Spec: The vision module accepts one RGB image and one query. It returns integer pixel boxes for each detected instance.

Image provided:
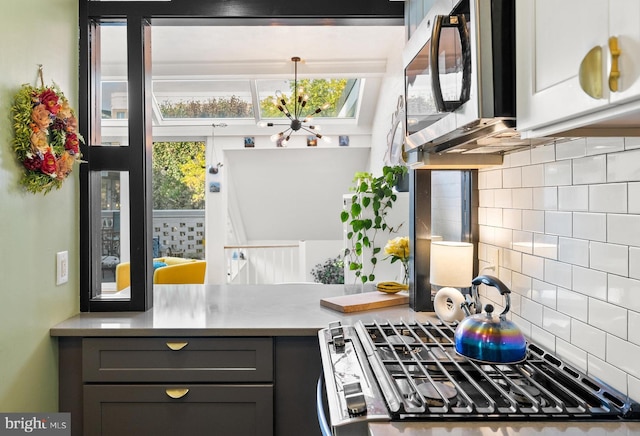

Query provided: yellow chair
[115,257,206,291]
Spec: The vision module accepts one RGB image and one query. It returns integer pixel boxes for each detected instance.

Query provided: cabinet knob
[579,45,603,99]
[609,36,621,92]
[166,341,188,351]
[165,388,189,399]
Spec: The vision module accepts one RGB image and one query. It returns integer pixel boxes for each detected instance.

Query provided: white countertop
[51,284,432,337]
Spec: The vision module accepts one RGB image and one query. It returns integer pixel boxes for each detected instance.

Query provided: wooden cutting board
[320,291,409,313]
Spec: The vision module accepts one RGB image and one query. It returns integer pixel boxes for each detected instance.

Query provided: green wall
[0,0,79,412]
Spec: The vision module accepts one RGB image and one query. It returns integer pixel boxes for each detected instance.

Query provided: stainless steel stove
[317,319,640,436]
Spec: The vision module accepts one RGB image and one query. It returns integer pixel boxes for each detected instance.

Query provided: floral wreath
[11,66,84,194]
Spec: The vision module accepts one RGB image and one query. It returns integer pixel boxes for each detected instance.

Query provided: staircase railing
[224,243,301,284]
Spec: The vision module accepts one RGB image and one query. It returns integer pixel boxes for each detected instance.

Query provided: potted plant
[340,165,408,284]
[310,256,345,284]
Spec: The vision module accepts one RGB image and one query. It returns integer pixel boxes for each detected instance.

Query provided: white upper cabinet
[517,0,640,138]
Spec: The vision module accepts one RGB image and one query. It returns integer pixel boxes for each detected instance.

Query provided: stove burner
[417,381,458,402]
[510,383,543,406]
[387,335,417,345]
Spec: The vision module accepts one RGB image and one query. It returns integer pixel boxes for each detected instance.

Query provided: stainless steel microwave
[404,0,534,158]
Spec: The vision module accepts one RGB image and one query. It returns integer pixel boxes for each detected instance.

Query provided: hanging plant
[340,165,408,284]
[11,66,84,194]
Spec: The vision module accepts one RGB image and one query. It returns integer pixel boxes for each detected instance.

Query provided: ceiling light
[262,57,331,146]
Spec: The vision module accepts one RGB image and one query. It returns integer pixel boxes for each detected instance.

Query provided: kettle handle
[471,275,512,317]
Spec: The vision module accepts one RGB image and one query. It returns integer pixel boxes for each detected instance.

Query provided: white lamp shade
[430,241,474,288]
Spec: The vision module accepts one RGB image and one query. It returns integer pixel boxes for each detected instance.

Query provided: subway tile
[544,259,572,289]
[630,311,640,346]
[557,287,588,322]
[510,291,522,316]
[573,212,607,242]
[484,169,503,189]
[571,318,606,359]
[608,214,640,247]
[588,297,627,339]
[572,265,607,300]
[512,188,533,210]
[608,149,640,182]
[485,208,503,227]
[522,253,544,280]
[556,339,588,373]
[533,234,558,259]
[522,210,545,233]
[503,167,522,188]
[511,271,531,297]
[558,238,589,267]
[588,355,628,397]
[479,190,495,207]
[477,242,489,262]
[532,187,558,211]
[532,279,557,308]
[572,155,606,185]
[498,267,512,291]
[558,185,588,211]
[522,164,544,187]
[494,189,513,208]
[608,274,640,313]
[494,227,513,250]
[543,307,571,341]
[531,325,556,352]
[545,211,572,236]
[630,183,640,214]
[502,209,522,230]
[509,149,532,167]
[521,297,544,326]
[625,137,640,150]
[503,249,522,273]
[478,207,488,225]
[479,225,496,245]
[556,138,586,160]
[544,160,572,186]
[631,247,640,280]
[586,137,625,156]
[512,313,533,339]
[512,230,533,254]
[589,183,628,213]
[607,334,640,379]
[478,171,488,189]
[531,143,556,164]
[590,241,629,276]
[629,376,640,407]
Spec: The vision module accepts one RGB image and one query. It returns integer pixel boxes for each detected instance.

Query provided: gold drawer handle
[166,341,188,351]
[579,45,603,99]
[609,36,621,92]
[166,388,189,399]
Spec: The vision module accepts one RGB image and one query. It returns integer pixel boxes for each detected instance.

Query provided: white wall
[477,138,640,400]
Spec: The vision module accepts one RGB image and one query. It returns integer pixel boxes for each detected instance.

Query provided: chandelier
[263,57,331,146]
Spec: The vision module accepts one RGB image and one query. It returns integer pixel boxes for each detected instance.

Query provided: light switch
[56,251,69,285]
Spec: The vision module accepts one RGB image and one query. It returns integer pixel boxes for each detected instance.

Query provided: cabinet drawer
[83,337,273,383]
[84,384,273,436]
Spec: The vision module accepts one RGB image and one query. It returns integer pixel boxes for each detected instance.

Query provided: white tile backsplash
[532,186,558,210]
[588,298,627,339]
[544,160,572,186]
[556,138,586,160]
[545,211,572,236]
[607,148,640,182]
[478,146,640,396]
[572,265,607,300]
[573,212,607,242]
[571,318,606,359]
[590,241,629,276]
[558,185,588,211]
[608,274,640,313]
[607,214,640,247]
[589,183,628,213]
[572,155,606,185]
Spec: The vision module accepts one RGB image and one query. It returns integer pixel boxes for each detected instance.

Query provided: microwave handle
[430,13,472,112]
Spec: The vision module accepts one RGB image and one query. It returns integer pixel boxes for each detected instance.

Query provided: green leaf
[371,257,377,265]
[362,196,371,208]
[351,203,361,217]
[373,247,381,255]
[340,211,349,223]
[368,274,375,282]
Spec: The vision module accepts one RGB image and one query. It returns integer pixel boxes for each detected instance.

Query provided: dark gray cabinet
[58,335,323,436]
